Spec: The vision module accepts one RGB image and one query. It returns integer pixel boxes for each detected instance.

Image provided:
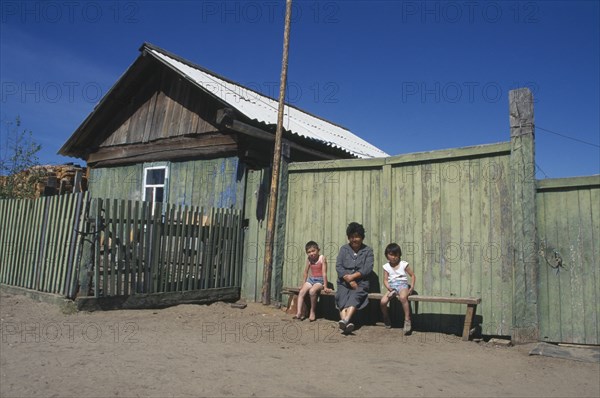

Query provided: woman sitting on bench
[335,222,374,335]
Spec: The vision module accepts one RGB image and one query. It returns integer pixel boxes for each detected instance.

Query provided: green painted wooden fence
[536,176,600,345]
[0,194,243,300]
[0,192,89,297]
[89,199,243,297]
[281,143,515,336]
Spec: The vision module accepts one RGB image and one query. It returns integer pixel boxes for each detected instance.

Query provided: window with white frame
[143,165,168,204]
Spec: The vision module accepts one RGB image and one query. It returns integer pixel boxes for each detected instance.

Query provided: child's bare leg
[308,283,322,320]
[398,289,411,321]
[380,294,390,323]
[296,283,311,318]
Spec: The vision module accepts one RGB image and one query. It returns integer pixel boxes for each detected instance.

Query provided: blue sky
[1,0,598,178]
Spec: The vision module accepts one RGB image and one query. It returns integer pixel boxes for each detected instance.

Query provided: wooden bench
[282,286,481,341]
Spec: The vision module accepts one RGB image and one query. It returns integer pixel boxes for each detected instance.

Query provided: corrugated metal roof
[148,48,388,159]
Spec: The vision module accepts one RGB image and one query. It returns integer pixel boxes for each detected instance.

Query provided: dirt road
[1,293,598,397]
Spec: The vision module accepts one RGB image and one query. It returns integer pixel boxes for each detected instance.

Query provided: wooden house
[59,42,387,210]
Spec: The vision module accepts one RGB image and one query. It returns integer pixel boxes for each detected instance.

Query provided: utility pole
[262,0,292,305]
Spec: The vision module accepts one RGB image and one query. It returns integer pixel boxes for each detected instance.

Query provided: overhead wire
[536,125,600,148]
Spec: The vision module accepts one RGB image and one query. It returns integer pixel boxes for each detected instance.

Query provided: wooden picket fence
[0,194,244,299]
[0,192,89,297]
[88,199,244,297]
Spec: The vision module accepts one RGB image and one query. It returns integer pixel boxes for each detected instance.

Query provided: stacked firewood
[0,164,87,199]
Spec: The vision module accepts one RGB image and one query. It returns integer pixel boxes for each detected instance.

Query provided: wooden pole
[509,88,539,343]
[262,0,293,305]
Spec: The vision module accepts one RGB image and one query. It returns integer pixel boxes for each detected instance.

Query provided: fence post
[509,88,539,343]
[273,142,290,302]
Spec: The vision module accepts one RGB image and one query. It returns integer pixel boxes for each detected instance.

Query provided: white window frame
[142,164,169,205]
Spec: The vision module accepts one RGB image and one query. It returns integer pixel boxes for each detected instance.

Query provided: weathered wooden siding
[100,67,218,147]
[240,168,270,302]
[280,143,514,336]
[88,164,142,201]
[88,158,245,209]
[168,158,244,208]
[536,176,600,344]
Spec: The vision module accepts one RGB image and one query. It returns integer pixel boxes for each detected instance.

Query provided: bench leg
[286,295,298,315]
[462,304,477,341]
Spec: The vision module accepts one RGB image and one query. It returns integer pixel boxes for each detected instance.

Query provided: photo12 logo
[1,81,104,104]
[400,81,540,104]
[1,321,139,344]
[1,1,140,24]
[199,1,340,24]
[399,1,540,24]
[202,80,340,106]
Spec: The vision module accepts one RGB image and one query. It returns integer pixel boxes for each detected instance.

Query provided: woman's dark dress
[334,243,374,310]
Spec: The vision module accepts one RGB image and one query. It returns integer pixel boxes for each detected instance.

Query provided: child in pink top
[294,241,331,321]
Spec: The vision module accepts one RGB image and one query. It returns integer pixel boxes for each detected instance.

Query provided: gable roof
[143,44,387,159]
[60,43,388,160]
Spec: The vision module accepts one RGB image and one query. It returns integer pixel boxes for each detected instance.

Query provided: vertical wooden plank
[0,199,7,282]
[94,199,102,297]
[115,199,124,296]
[194,207,209,289]
[173,205,185,291]
[185,207,200,291]
[509,88,538,342]
[54,195,70,293]
[226,209,235,288]
[64,193,80,296]
[135,201,145,293]
[122,200,132,296]
[225,208,236,287]
[489,155,505,333]
[536,190,550,340]
[430,162,443,318]
[205,208,216,289]
[150,202,163,294]
[214,208,225,288]
[42,196,59,292]
[6,199,22,286]
[234,210,243,287]
[499,155,514,335]
[143,201,154,293]
[459,160,473,301]
[57,194,76,295]
[165,204,177,292]
[55,194,72,293]
[102,199,110,296]
[129,200,140,294]
[17,199,30,287]
[18,199,35,288]
[404,165,419,294]
[543,189,563,341]
[589,187,600,344]
[183,206,197,291]
[214,209,225,288]
[14,199,29,288]
[110,199,119,296]
[566,190,585,343]
[33,196,50,290]
[69,192,90,298]
[557,188,573,342]
[156,202,170,292]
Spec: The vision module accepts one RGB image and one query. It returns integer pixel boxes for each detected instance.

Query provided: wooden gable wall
[84,59,238,166]
[100,66,220,147]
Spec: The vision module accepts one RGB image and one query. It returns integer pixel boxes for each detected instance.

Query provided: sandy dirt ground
[1,293,598,398]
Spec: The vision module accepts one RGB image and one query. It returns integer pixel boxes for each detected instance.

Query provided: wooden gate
[536,176,600,345]
[82,198,244,298]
